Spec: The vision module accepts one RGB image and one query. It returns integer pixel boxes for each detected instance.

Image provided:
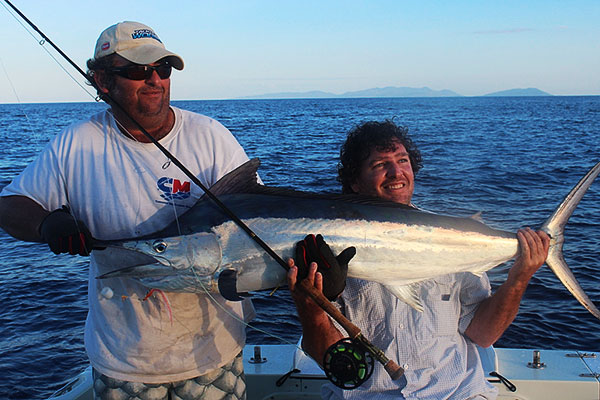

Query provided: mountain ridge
[483,88,551,97]
[238,86,553,99]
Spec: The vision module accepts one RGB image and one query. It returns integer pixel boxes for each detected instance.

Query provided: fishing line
[0,1,96,101]
[189,265,305,350]
[0,57,24,104]
[0,56,37,142]
[109,111,185,241]
[106,89,256,342]
[0,50,85,258]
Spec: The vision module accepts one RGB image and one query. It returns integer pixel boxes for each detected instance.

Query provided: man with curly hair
[288,120,549,399]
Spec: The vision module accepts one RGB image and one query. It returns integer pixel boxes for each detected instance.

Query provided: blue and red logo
[157,177,191,202]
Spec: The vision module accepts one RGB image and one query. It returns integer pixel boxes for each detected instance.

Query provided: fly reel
[323,338,374,389]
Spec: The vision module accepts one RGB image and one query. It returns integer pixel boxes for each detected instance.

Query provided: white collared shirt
[322,273,498,399]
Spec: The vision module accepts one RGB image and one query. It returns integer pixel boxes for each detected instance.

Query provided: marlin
[98,159,600,319]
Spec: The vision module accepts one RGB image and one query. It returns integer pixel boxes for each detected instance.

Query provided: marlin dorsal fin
[204,158,418,211]
[207,158,262,196]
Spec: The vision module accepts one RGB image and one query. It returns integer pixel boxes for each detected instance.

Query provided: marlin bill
[97,159,600,320]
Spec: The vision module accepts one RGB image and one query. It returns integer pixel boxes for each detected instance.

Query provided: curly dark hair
[337,120,423,194]
[85,55,118,101]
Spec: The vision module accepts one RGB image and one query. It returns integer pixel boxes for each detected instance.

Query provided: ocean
[0,96,599,399]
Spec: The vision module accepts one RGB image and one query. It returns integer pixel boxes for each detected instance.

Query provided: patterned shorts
[92,351,246,400]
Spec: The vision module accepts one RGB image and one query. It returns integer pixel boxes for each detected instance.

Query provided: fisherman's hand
[287,259,325,314]
[38,206,93,256]
[295,234,355,300]
[509,228,550,283]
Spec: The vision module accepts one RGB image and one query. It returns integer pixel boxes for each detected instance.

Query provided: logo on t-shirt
[157,177,191,202]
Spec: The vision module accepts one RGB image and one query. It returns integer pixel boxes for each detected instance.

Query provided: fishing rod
[3,0,404,387]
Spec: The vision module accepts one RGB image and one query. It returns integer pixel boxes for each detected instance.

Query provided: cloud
[473,28,534,35]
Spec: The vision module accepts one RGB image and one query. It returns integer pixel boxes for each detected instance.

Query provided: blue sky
[0,0,598,103]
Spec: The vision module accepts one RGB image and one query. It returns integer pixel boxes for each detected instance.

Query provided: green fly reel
[323,338,374,389]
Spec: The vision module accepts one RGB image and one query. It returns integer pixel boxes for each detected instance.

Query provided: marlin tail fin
[542,161,600,320]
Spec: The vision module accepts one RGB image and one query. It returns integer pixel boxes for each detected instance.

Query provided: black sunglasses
[106,62,172,80]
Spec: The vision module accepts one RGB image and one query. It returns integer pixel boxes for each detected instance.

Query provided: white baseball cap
[93,21,184,70]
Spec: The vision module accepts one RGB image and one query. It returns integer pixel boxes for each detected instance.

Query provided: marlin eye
[152,240,168,253]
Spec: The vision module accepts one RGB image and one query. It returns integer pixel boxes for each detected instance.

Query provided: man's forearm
[0,195,48,242]
[288,261,346,365]
[298,308,345,366]
[464,278,529,348]
[465,228,549,348]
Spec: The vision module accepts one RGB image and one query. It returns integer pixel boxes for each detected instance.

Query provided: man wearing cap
[0,21,253,399]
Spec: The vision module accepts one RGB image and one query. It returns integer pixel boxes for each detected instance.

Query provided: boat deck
[49,345,600,400]
[244,345,600,400]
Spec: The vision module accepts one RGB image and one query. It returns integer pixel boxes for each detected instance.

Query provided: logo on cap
[101,42,110,51]
[131,29,162,43]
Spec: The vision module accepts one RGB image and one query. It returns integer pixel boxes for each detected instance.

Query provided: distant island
[483,88,551,97]
[239,86,552,99]
[239,86,461,99]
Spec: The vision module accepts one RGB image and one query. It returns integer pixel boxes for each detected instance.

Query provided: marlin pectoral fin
[383,283,424,312]
[97,263,176,279]
[218,269,251,301]
[469,211,484,223]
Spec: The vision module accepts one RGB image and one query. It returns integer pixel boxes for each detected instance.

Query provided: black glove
[295,234,356,300]
[39,206,92,256]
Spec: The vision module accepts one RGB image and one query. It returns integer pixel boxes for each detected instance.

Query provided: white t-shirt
[1,107,255,383]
